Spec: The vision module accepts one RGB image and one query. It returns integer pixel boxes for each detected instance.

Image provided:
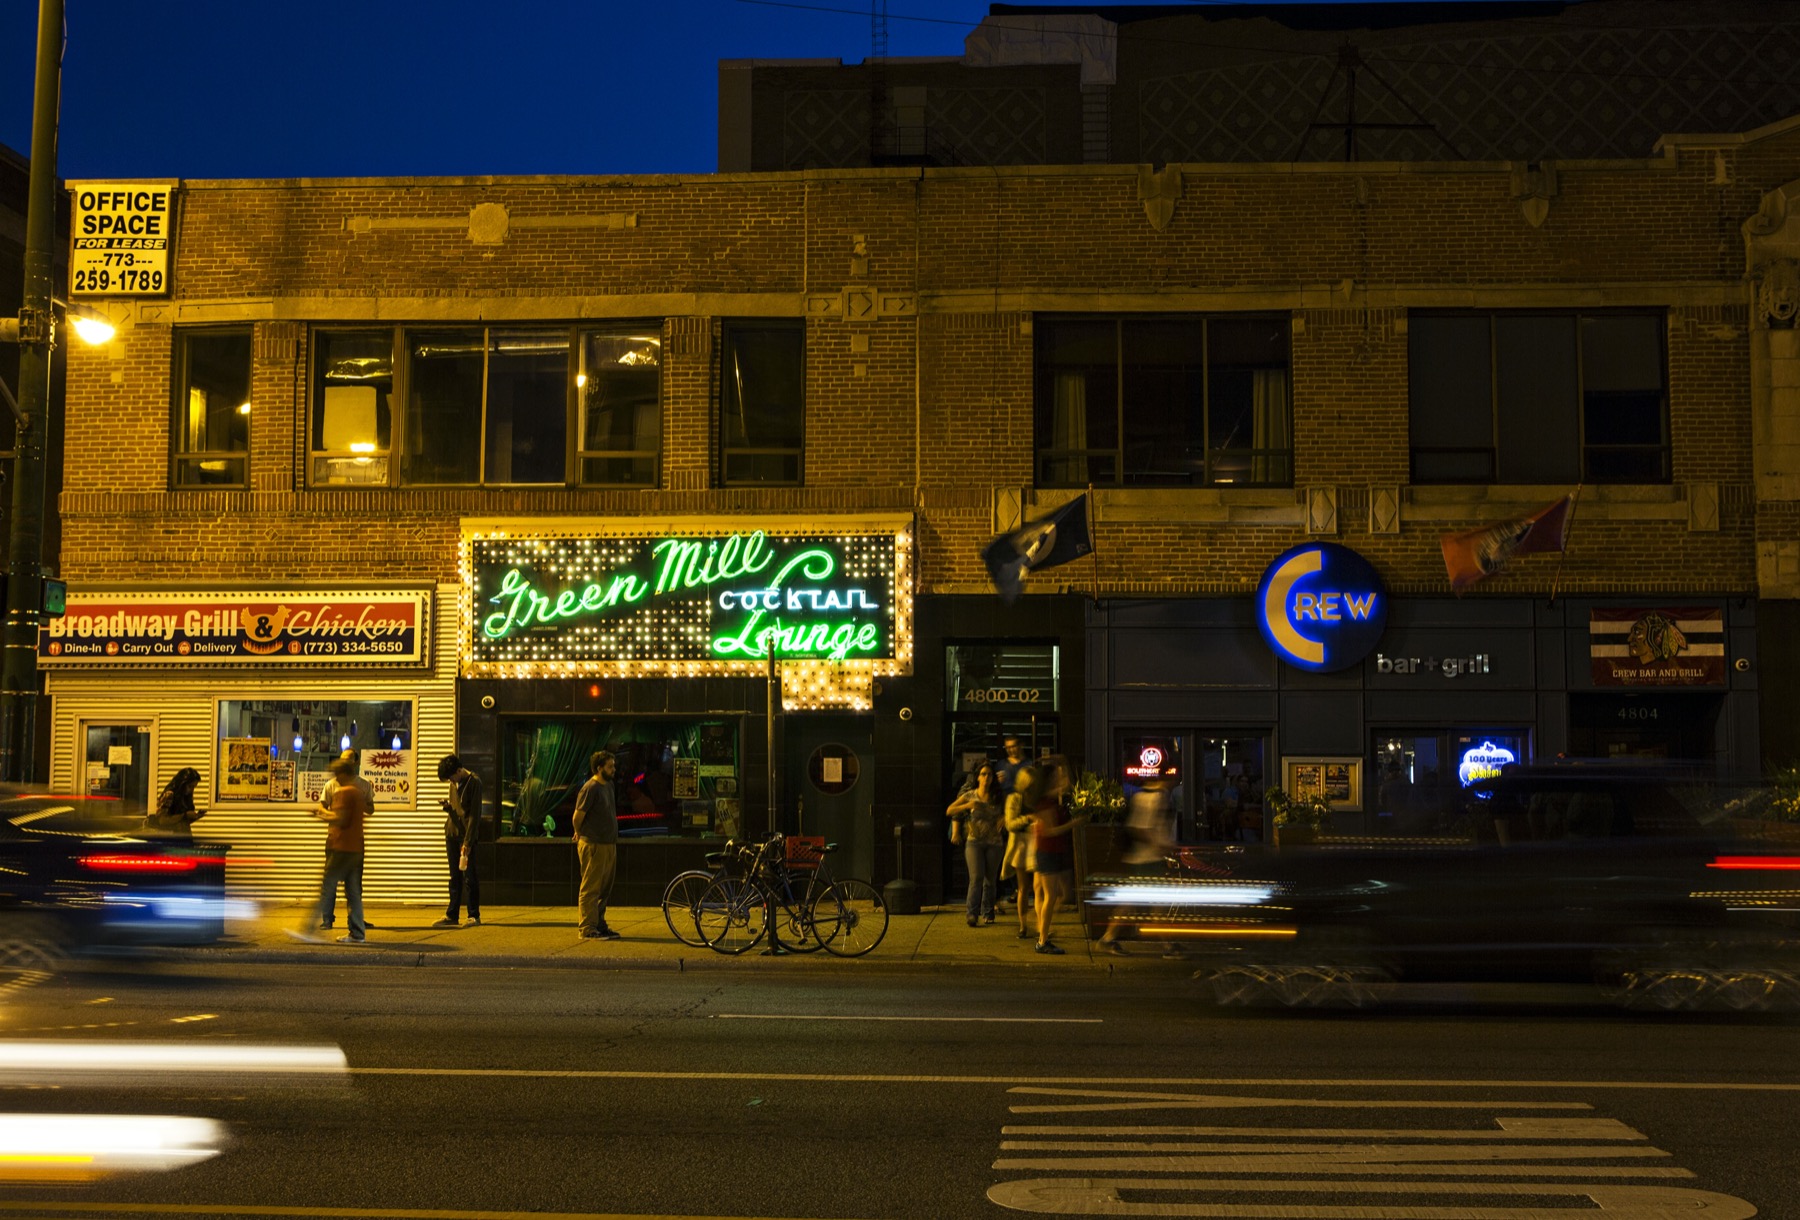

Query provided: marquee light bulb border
[457,516,915,701]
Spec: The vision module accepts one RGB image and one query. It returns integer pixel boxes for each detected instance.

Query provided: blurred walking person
[318,750,375,930]
[292,755,368,945]
[948,761,1006,926]
[145,768,204,838]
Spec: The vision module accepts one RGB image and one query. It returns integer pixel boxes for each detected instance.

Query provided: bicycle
[660,861,724,947]
[695,833,888,957]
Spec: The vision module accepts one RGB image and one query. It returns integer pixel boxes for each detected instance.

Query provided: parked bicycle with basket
[691,832,888,957]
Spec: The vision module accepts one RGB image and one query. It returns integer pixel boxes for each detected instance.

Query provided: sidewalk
[159,900,1197,974]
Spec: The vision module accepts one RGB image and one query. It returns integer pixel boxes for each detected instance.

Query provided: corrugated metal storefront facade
[44,583,460,904]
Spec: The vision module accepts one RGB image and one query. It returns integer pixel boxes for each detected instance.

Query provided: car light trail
[0,1114,223,1180]
[0,1041,347,1080]
[1085,884,1277,906]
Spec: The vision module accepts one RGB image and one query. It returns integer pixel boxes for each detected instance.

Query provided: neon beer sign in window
[463,527,906,676]
[1255,543,1388,673]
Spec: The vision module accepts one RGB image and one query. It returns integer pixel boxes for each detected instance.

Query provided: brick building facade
[48,103,1800,903]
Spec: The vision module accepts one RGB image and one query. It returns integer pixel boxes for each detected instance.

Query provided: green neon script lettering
[651,531,773,596]
[482,566,650,639]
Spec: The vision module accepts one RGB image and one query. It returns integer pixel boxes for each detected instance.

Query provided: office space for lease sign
[69,182,175,297]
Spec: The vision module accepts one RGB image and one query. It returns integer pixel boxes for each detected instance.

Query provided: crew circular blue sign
[1255,543,1388,673]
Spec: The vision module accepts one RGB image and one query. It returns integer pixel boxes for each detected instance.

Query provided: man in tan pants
[573,751,620,940]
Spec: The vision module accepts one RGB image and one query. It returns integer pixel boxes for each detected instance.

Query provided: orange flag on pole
[1440,493,1576,591]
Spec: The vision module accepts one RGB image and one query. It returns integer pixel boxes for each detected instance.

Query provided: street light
[0,0,68,783]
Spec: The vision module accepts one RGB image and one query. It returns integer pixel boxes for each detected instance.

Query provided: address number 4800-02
[961,688,1044,705]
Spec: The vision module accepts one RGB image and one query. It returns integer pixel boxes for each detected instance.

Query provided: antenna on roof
[1296,42,1464,162]
[869,0,889,165]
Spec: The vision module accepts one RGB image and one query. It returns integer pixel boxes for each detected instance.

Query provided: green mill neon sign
[462,527,907,677]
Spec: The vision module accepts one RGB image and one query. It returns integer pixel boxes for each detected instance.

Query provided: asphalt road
[0,962,1795,1219]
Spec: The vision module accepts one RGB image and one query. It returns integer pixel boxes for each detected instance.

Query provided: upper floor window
[1035,315,1291,488]
[720,320,803,486]
[172,328,252,488]
[309,323,662,488]
[580,329,662,486]
[1409,310,1668,484]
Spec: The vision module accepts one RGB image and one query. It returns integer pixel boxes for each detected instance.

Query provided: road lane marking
[986,1094,1755,1217]
[987,1179,1758,1218]
[1007,1088,1593,1113]
[1002,1118,1649,1140]
[0,1204,821,1220]
[343,1068,1800,1090]
[709,1014,1102,1023]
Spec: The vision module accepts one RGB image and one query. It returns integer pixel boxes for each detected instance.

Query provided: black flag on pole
[981,495,1092,605]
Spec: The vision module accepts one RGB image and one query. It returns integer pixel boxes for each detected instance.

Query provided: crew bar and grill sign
[39,591,430,666]
[462,518,911,678]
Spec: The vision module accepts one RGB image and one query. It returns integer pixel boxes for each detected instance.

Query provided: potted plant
[1068,770,1124,882]
[1265,785,1331,847]
[1726,766,1800,842]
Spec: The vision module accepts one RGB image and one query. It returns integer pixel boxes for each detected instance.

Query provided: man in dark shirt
[994,736,1028,796]
[434,754,482,928]
[573,751,620,940]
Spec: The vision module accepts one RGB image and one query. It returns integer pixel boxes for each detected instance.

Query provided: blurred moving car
[1087,763,1800,1011]
[0,788,228,968]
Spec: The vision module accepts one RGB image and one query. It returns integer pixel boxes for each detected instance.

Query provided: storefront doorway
[80,720,154,815]
[1117,730,1268,843]
[786,715,874,881]
[1568,693,1722,762]
[1371,728,1531,834]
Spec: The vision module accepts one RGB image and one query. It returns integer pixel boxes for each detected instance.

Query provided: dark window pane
[1409,315,1493,482]
[1207,318,1289,486]
[721,323,803,485]
[402,330,483,485]
[1495,315,1580,484]
[312,330,392,485]
[581,456,658,485]
[173,455,246,487]
[174,330,250,487]
[580,330,661,486]
[1121,320,1203,484]
[484,328,568,485]
[1582,314,1667,482]
[1035,320,1118,486]
[721,325,802,447]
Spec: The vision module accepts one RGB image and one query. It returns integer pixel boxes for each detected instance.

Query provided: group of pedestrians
[946,737,1090,955]
[157,746,620,947]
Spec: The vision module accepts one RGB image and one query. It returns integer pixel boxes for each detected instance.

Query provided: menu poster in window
[1289,763,1324,803]
[700,725,736,765]
[1283,756,1362,812]
[714,798,741,840]
[268,760,296,803]
[361,749,414,803]
[220,737,271,800]
[713,777,737,797]
[672,757,700,799]
[301,770,332,804]
[1323,763,1354,804]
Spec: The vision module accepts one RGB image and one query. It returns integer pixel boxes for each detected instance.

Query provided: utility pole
[1,0,66,782]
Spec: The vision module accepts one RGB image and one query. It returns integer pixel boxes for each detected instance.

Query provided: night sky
[0,0,999,180]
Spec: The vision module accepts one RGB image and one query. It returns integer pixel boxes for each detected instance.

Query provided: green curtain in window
[510,722,600,833]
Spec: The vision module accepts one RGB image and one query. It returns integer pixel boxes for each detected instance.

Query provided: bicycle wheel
[696,876,768,955]
[776,884,826,953]
[661,870,716,946]
[810,878,889,957]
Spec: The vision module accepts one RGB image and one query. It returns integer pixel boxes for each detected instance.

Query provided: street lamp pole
[1,0,67,783]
